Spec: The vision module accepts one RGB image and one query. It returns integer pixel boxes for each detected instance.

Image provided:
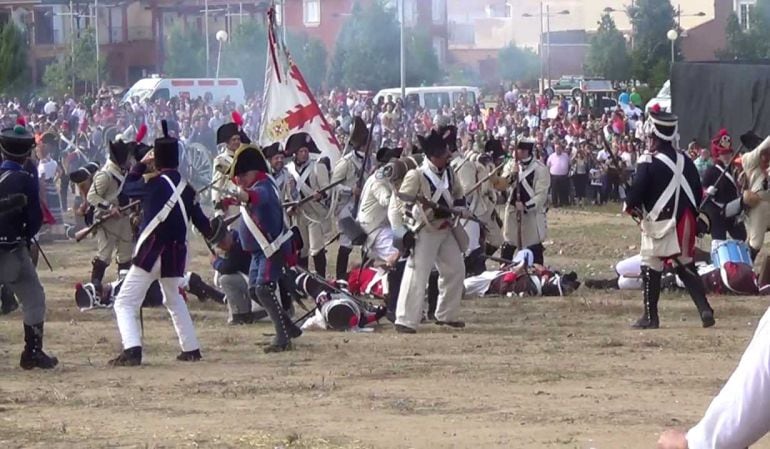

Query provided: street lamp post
[400,0,405,100]
[667,29,678,63]
[522,3,569,92]
[205,0,210,77]
[215,30,228,79]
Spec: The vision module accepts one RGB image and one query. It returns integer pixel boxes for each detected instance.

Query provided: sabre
[31,238,53,272]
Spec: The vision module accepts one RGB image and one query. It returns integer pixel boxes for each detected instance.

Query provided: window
[737,0,755,30]
[109,7,124,43]
[303,0,320,26]
[34,8,55,45]
[432,37,446,65]
[424,92,450,111]
[432,0,446,24]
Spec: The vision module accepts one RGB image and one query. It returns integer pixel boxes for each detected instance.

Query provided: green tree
[164,23,206,78]
[0,22,30,95]
[585,14,631,82]
[42,59,71,97]
[72,28,106,91]
[220,20,267,95]
[286,32,328,92]
[717,4,770,60]
[627,0,676,84]
[497,44,540,83]
[328,0,442,90]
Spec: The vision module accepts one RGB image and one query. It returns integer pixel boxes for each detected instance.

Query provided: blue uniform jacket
[625,144,703,221]
[0,160,42,247]
[125,163,212,277]
[237,173,292,258]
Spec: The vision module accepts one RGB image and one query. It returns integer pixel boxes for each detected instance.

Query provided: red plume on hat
[135,123,147,143]
[711,128,732,159]
[13,115,26,135]
[15,115,26,128]
[231,110,244,127]
[650,103,661,114]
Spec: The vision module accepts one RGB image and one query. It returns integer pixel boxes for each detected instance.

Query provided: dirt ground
[2,207,770,449]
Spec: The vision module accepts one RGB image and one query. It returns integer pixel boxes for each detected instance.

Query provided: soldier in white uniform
[330,136,371,283]
[739,132,770,261]
[394,129,469,333]
[499,139,551,265]
[212,120,250,218]
[285,132,332,277]
[86,138,134,298]
[357,147,402,267]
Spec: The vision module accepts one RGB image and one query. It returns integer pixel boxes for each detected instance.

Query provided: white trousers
[396,228,465,329]
[113,260,200,352]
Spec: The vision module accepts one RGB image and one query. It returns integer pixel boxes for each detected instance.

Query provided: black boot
[676,262,715,328]
[312,250,327,279]
[187,272,225,303]
[426,271,439,321]
[0,284,18,315]
[20,323,59,369]
[298,256,309,269]
[584,278,620,290]
[500,244,516,264]
[116,261,132,279]
[90,258,109,298]
[229,312,256,325]
[177,349,202,362]
[386,260,406,323]
[750,246,761,263]
[253,284,298,353]
[336,246,352,281]
[632,267,661,329]
[108,346,142,367]
[485,244,499,257]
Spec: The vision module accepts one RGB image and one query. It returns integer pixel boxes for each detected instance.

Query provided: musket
[698,141,746,212]
[352,115,376,219]
[397,193,487,230]
[464,160,507,197]
[31,237,53,272]
[75,199,140,242]
[282,178,345,209]
[196,177,221,195]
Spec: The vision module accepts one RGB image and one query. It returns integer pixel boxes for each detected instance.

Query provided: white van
[122,75,246,105]
[374,86,480,112]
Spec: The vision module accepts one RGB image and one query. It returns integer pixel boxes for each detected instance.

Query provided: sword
[31,238,53,272]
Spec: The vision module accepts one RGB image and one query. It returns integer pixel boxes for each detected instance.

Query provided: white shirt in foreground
[687,306,770,448]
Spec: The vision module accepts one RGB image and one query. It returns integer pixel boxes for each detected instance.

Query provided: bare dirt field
[2,207,770,449]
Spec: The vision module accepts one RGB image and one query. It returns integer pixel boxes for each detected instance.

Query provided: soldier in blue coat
[109,121,214,366]
[0,118,59,369]
[231,144,302,352]
[624,107,714,330]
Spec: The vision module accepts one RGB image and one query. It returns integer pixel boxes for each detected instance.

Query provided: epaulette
[637,153,653,164]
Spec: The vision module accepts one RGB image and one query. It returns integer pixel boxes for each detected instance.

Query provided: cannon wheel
[186,142,214,197]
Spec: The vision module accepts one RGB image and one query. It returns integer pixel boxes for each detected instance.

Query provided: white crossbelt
[420,161,453,206]
[240,205,294,258]
[133,174,188,257]
[647,152,692,220]
[288,162,316,199]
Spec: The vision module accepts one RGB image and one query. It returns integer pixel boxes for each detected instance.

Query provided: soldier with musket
[394,129,469,333]
[701,129,746,249]
[499,139,550,265]
[86,131,136,298]
[624,106,714,330]
[213,114,251,219]
[0,117,59,369]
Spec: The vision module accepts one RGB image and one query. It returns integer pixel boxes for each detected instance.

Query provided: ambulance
[121,75,246,105]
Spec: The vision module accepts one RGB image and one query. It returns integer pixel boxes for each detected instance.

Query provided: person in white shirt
[657,305,770,448]
[43,98,58,116]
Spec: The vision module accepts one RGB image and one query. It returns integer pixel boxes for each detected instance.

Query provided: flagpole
[399,0,406,100]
